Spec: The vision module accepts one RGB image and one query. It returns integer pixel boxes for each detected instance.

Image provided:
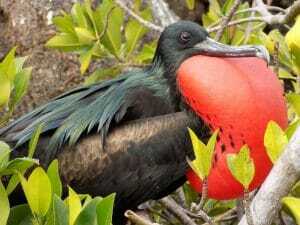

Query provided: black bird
[0,21,268,223]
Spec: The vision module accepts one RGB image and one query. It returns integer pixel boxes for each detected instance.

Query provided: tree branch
[125,210,159,225]
[159,197,198,225]
[209,0,300,33]
[238,126,300,225]
[115,0,163,32]
[215,0,242,41]
[150,0,179,27]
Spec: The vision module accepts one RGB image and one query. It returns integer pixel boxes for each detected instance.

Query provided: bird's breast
[177,56,287,199]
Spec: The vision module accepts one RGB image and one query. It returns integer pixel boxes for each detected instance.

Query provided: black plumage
[0,20,268,224]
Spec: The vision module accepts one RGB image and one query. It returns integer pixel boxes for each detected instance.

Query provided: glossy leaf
[0,141,11,170]
[53,15,76,35]
[96,193,115,225]
[75,27,96,45]
[19,167,52,216]
[1,47,17,81]
[187,128,218,179]
[96,0,124,56]
[0,76,11,107]
[227,145,255,190]
[0,181,9,225]
[74,197,102,225]
[84,67,120,85]
[10,67,32,109]
[28,123,43,158]
[46,34,86,52]
[45,195,68,225]
[7,204,32,225]
[71,3,89,29]
[282,197,300,224]
[47,160,62,198]
[264,121,288,163]
[79,47,94,74]
[286,119,300,140]
[125,8,152,57]
[287,93,300,116]
[285,15,300,70]
[66,187,82,225]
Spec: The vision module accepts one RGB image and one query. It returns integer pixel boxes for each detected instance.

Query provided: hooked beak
[194,38,270,64]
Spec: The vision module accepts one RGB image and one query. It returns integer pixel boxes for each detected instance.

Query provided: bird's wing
[0,71,172,160]
[54,112,207,209]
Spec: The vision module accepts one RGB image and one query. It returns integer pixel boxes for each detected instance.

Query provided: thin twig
[273,42,280,75]
[244,1,256,44]
[209,0,300,33]
[215,0,242,41]
[243,190,254,225]
[125,210,158,225]
[192,178,208,211]
[115,0,163,32]
[184,209,215,225]
[208,17,265,33]
[159,197,198,225]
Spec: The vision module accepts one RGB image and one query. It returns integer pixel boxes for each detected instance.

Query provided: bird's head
[153,20,269,74]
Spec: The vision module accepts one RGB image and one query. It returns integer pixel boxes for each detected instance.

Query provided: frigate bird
[0,21,272,223]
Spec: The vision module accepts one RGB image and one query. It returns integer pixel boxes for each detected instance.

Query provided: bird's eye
[180,32,192,43]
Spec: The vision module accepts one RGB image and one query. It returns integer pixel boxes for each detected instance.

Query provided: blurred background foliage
[0,0,300,224]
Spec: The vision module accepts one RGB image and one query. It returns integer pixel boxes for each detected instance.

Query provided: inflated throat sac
[177,56,287,199]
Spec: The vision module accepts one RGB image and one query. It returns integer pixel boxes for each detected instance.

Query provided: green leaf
[53,15,76,35]
[45,195,68,225]
[66,187,82,225]
[79,47,94,74]
[227,145,255,190]
[286,119,300,140]
[96,193,115,225]
[187,128,217,179]
[47,160,62,198]
[7,204,33,225]
[2,157,38,175]
[0,76,11,107]
[46,34,87,52]
[75,27,96,45]
[74,197,102,225]
[5,158,38,195]
[282,197,300,224]
[264,121,288,163]
[84,0,98,35]
[185,0,195,10]
[287,93,300,116]
[285,16,300,70]
[96,1,124,56]
[19,167,52,216]
[28,123,43,158]
[84,67,120,85]
[1,47,17,81]
[125,8,152,58]
[15,56,28,74]
[71,3,89,29]
[291,181,300,198]
[135,42,156,63]
[0,181,9,225]
[10,67,32,109]
[0,141,11,170]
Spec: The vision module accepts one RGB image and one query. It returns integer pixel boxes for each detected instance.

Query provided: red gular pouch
[177,56,288,199]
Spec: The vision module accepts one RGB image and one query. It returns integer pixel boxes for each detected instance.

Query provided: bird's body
[0,21,275,224]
